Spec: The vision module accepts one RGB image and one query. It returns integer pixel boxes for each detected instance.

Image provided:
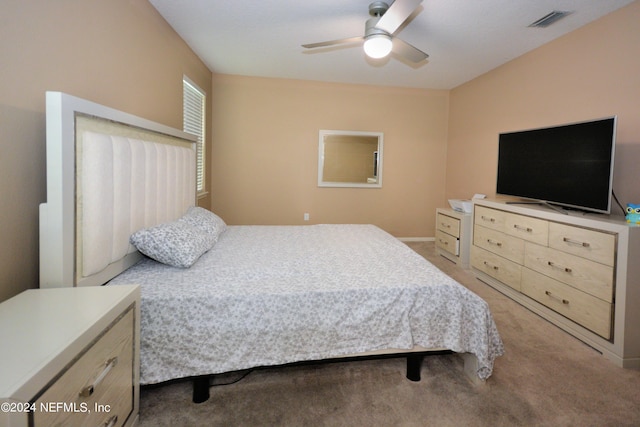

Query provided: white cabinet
[436,208,471,268]
[471,199,640,368]
[0,285,140,427]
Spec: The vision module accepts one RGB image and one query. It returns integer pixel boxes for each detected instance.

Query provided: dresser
[0,285,140,427]
[435,208,472,268]
[471,199,640,368]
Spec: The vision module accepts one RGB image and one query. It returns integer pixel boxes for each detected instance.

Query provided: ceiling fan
[302,0,428,63]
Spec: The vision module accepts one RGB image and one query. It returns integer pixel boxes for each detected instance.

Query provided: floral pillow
[130,220,216,268]
[179,206,227,240]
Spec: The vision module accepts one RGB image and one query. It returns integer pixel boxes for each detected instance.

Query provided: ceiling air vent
[528,10,573,28]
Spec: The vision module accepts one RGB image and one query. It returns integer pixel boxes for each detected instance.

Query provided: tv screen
[496,117,616,214]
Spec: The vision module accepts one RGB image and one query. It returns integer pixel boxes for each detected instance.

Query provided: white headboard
[40,92,197,288]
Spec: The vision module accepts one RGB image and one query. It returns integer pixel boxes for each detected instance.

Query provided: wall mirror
[318,130,383,188]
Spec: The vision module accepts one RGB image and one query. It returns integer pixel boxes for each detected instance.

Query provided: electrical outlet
[303,213,310,221]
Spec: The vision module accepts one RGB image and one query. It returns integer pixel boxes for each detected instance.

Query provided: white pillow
[130,221,216,268]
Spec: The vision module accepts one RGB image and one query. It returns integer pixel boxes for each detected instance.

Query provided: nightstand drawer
[436,229,459,255]
[437,213,461,238]
[33,308,134,427]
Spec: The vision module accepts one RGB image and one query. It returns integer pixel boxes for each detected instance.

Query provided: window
[183,77,206,195]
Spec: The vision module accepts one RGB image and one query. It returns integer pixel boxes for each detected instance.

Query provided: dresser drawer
[475,206,510,233]
[473,225,525,264]
[503,212,548,245]
[475,206,548,245]
[471,246,522,291]
[436,229,459,255]
[524,243,614,302]
[549,222,616,266]
[522,268,612,339]
[33,308,134,427]
[437,213,460,238]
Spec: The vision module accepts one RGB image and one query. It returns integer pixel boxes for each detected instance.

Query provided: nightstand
[0,285,140,427]
[435,207,472,268]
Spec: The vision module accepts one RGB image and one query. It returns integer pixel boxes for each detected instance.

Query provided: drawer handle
[440,222,451,228]
[103,415,118,427]
[438,239,448,246]
[480,215,495,223]
[513,224,533,233]
[79,357,118,398]
[486,239,502,247]
[545,290,569,305]
[483,261,499,270]
[563,237,591,248]
[547,261,572,273]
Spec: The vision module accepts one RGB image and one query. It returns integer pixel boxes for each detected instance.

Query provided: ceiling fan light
[363,34,392,59]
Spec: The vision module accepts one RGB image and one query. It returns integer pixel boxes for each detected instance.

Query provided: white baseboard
[398,237,435,242]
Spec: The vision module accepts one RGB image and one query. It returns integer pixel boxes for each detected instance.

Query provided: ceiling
[149,0,635,90]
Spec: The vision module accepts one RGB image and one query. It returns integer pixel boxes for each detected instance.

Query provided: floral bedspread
[108,224,504,384]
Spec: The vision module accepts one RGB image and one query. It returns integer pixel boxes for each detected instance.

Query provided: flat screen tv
[496,117,616,214]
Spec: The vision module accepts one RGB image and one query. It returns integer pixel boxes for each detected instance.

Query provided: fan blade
[302,36,363,49]
[392,37,428,63]
[375,0,423,34]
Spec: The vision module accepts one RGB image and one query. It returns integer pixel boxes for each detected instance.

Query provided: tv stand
[471,198,640,369]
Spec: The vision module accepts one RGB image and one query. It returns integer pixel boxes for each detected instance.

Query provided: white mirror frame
[317,130,384,188]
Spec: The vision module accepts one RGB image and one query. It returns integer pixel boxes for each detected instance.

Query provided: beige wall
[0,0,211,302]
[2,0,638,304]
[210,75,449,238]
[446,1,640,212]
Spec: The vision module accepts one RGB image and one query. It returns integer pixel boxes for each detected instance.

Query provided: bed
[39,92,504,403]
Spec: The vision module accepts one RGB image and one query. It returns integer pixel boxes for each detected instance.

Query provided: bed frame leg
[406,354,423,381]
[192,376,211,403]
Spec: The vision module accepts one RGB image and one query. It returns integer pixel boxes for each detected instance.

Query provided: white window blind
[183,77,206,194]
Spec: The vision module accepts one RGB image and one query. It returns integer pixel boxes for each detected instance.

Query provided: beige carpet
[137,241,640,426]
